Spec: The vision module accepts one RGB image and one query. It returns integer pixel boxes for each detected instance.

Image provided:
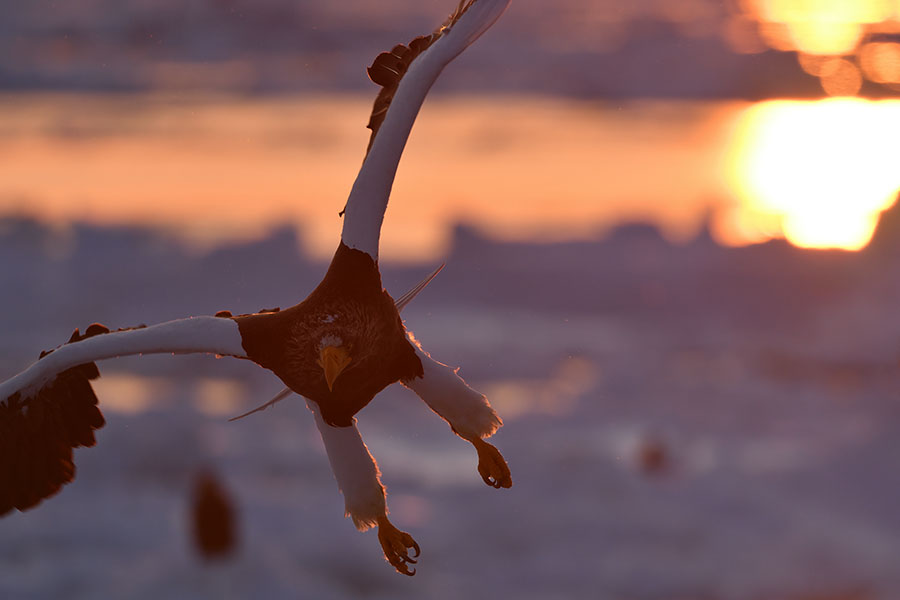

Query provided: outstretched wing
[0,316,246,515]
[340,0,511,260]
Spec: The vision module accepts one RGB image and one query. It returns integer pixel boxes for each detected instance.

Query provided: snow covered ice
[1,214,899,599]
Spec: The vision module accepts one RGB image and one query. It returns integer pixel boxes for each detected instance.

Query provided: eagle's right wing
[340,0,512,261]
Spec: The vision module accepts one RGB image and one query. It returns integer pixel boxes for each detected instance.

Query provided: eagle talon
[474,438,512,489]
[377,516,420,576]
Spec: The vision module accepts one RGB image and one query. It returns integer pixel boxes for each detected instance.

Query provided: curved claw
[473,438,512,489]
[377,516,420,576]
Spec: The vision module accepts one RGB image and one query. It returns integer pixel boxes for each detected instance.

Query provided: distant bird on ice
[0,0,512,576]
[190,467,238,561]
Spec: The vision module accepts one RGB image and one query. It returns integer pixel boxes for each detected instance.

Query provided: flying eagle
[0,0,512,576]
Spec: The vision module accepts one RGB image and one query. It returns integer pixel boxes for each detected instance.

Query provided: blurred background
[1,1,899,598]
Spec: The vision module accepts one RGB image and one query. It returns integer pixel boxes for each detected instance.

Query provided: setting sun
[740,0,900,95]
[727,98,900,250]
[744,0,896,55]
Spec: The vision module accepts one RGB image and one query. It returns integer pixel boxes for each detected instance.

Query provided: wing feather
[363,1,474,156]
[340,0,511,259]
[0,315,246,514]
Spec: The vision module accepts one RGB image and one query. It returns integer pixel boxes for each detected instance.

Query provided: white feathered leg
[305,399,420,575]
[402,332,512,489]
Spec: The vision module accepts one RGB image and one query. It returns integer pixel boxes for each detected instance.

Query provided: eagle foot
[473,438,512,489]
[376,515,420,576]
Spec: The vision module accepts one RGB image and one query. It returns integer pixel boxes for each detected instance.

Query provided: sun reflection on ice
[92,373,174,414]
[724,98,900,250]
[738,0,900,95]
[194,377,245,417]
[482,355,597,419]
[742,0,896,55]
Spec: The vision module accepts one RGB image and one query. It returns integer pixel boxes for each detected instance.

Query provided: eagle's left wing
[0,316,247,515]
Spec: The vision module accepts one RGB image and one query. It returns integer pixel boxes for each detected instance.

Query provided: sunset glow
[743,0,896,55]
[740,0,900,95]
[727,98,900,250]
[0,94,731,261]
[3,94,899,256]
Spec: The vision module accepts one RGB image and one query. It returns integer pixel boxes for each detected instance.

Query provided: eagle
[0,0,512,576]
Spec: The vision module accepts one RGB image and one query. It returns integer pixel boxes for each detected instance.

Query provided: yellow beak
[318,345,351,391]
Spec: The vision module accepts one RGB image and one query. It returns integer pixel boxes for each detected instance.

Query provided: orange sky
[1,93,898,258]
[0,94,734,261]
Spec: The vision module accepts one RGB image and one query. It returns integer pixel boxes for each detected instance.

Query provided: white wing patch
[340,0,512,260]
[0,316,246,405]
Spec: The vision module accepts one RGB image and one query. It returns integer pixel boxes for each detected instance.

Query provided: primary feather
[341,0,512,259]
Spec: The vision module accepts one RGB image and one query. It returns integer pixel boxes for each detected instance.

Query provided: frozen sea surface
[1,217,899,599]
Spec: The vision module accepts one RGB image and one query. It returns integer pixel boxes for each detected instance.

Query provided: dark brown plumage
[355,0,474,160]
[235,242,423,427]
[0,327,107,515]
[191,468,238,560]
